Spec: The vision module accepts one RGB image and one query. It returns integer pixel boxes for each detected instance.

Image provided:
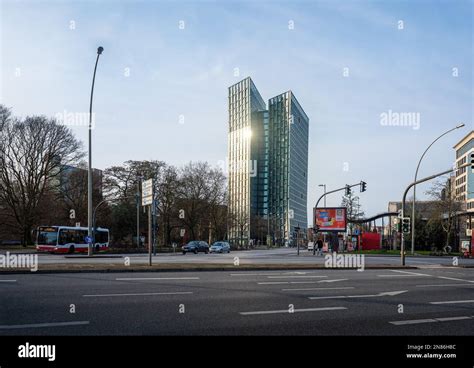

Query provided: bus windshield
[37,228,58,246]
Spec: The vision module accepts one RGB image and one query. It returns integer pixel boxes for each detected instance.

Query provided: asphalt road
[11,248,474,267]
[1,267,474,335]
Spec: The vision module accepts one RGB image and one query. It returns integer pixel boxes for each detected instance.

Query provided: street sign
[85,236,93,244]
[142,179,153,206]
[466,229,472,237]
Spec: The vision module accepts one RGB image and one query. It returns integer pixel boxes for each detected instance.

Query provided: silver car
[210,241,231,254]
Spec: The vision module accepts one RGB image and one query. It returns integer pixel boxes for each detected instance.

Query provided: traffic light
[345,185,351,196]
[360,181,367,192]
[470,152,474,174]
[402,217,411,234]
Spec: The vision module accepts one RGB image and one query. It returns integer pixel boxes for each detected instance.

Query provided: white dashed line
[240,306,347,316]
[0,321,90,329]
[83,292,193,297]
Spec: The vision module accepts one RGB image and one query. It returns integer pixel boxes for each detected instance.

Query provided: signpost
[142,179,153,266]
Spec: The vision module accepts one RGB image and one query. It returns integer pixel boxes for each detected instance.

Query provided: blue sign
[85,236,93,244]
[354,229,360,235]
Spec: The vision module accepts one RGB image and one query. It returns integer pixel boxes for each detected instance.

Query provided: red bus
[36,226,109,254]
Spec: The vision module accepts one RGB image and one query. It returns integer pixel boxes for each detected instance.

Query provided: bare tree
[426,177,462,249]
[0,107,83,244]
[341,192,364,234]
[177,162,226,241]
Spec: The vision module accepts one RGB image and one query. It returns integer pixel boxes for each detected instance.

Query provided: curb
[0,264,419,275]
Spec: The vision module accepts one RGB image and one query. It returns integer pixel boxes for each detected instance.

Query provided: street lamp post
[87,46,104,257]
[319,184,327,207]
[318,184,327,250]
[410,123,465,255]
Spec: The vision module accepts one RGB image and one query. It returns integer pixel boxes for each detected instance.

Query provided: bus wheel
[68,245,75,254]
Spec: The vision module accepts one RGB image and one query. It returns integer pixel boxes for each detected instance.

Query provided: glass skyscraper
[268,91,309,245]
[228,78,267,245]
[228,78,308,246]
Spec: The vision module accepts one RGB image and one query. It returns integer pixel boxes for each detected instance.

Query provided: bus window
[59,229,74,245]
[95,231,109,243]
[38,229,58,246]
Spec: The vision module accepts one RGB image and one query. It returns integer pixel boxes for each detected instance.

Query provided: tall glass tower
[227,79,308,247]
[227,77,267,245]
[268,91,309,245]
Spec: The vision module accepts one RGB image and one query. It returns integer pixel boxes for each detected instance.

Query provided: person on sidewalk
[316,238,323,256]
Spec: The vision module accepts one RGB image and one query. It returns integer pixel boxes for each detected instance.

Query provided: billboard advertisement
[314,207,347,232]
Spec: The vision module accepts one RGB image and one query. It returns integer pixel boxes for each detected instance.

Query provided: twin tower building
[227,77,309,246]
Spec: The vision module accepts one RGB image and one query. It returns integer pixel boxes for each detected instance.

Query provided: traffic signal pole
[400,162,471,266]
[314,181,366,209]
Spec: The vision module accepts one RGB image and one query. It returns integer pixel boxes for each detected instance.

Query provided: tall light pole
[87,46,104,257]
[318,184,327,207]
[410,123,464,255]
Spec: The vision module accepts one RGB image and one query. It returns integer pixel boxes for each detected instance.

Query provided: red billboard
[314,207,347,232]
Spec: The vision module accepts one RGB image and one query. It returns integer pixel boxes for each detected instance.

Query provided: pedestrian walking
[316,238,323,256]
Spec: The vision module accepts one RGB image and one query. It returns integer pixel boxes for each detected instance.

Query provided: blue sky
[1,0,472,223]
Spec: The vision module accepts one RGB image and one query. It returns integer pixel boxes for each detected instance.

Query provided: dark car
[182,241,209,255]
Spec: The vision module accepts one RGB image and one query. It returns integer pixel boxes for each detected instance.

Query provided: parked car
[182,241,209,255]
[210,241,231,254]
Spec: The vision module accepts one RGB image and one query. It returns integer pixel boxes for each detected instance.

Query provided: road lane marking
[416,283,474,288]
[83,292,193,297]
[436,276,474,283]
[239,306,347,316]
[0,280,16,283]
[390,270,431,276]
[390,316,472,325]
[436,316,472,322]
[390,319,437,325]
[378,270,431,278]
[0,321,90,329]
[116,277,199,281]
[309,290,407,300]
[258,281,325,285]
[282,287,354,291]
[230,272,313,276]
[319,279,348,283]
[267,275,327,279]
[430,300,474,305]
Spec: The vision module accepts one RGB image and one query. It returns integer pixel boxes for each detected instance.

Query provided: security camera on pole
[142,179,154,266]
